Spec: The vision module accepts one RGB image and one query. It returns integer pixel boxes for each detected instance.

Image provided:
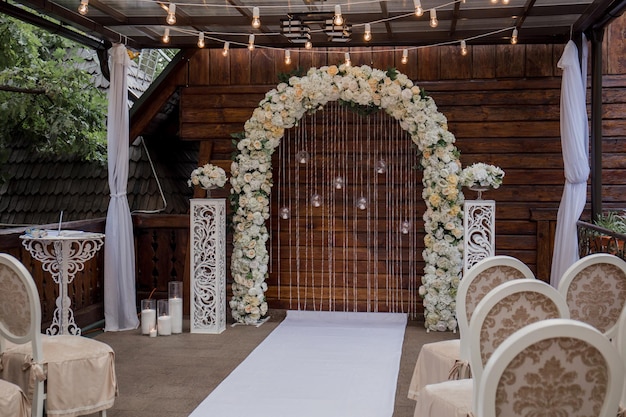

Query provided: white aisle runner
[189,310,407,417]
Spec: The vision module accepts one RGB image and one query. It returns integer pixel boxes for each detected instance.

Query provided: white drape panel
[104,43,139,331]
[550,37,590,287]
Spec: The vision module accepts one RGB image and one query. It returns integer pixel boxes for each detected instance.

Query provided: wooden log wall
[141,14,626,317]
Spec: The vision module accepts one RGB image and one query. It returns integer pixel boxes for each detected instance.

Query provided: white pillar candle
[158,315,172,336]
[141,309,156,335]
[169,297,183,334]
[149,328,157,337]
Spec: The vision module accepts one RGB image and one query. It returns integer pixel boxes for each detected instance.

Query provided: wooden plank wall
[159,14,626,315]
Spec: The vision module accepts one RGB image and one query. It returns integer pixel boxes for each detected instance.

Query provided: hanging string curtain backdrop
[104,43,140,331]
[273,102,422,316]
[230,65,465,331]
[550,37,590,287]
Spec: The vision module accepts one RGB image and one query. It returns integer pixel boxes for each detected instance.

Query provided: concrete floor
[86,310,458,417]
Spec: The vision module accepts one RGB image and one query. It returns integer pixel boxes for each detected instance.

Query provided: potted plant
[592,210,626,254]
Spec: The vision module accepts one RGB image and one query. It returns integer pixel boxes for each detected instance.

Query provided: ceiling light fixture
[344,52,351,66]
[222,41,230,56]
[460,39,468,55]
[401,49,408,64]
[305,40,313,49]
[78,0,88,16]
[334,5,343,26]
[364,23,372,41]
[511,28,518,44]
[162,28,170,44]
[166,3,176,25]
[197,32,205,48]
[248,34,255,51]
[281,18,312,44]
[414,0,424,17]
[325,20,352,42]
[285,50,291,64]
[252,6,261,29]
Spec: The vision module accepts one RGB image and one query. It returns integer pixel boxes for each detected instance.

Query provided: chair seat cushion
[0,378,30,417]
[408,339,461,401]
[1,335,117,417]
[414,378,473,417]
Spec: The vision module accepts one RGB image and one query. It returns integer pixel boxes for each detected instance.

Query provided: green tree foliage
[0,14,107,165]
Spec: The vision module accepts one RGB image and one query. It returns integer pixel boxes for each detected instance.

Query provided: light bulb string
[170,25,517,54]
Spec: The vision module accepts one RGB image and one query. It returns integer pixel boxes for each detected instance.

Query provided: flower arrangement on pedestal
[459,163,505,190]
[230,64,464,331]
[188,163,227,190]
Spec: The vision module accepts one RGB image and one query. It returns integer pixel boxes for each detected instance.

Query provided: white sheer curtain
[104,43,139,331]
[550,36,590,287]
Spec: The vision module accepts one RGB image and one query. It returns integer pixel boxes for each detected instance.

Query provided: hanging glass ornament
[311,193,322,207]
[279,207,291,219]
[375,159,387,174]
[333,176,345,190]
[356,196,367,210]
[296,150,310,164]
[400,220,411,234]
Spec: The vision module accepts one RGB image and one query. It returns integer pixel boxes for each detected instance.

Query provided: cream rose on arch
[229,64,464,331]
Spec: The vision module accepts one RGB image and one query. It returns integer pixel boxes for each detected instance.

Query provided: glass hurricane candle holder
[141,299,156,335]
[157,299,171,336]
[168,281,183,334]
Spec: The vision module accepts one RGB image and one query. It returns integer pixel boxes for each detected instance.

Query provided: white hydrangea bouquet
[460,162,505,190]
[188,163,227,190]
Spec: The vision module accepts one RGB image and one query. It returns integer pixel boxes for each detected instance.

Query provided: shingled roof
[0,136,198,228]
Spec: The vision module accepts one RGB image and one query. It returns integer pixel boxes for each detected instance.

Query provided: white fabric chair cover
[415,279,569,417]
[477,319,624,417]
[0,378,30,417]
[408,255,534,401]
[0,253,117,417]
[558,253,626,340]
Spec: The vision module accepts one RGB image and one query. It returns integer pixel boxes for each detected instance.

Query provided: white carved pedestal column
[463,199,496,275]
[190,198,226,334]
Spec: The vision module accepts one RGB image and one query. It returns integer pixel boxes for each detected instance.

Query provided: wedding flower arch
[230,64,465,331]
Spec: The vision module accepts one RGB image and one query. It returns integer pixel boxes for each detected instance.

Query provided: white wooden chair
[558,253,626,340]
[476,319,624,417]
[408,255,535,401]
[0,253,117,417]
[0,378,30,417]
[415,279,569,417]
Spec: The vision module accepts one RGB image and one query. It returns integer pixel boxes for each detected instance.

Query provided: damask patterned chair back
[467,279,570,391]
[457,255,535,361]
[558,253,626,339]
[476,319,624,417]
[614,304,626,408]
[0,253,44,417]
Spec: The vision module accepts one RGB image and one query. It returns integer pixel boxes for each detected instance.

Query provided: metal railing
[577,220,626,262]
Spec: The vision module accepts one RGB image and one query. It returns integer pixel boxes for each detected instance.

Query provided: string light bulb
[364,23,372,41]
[162,28,170,44]
[252,6,261,29]
[413,0,424,17]
[305,40,312,49]
[248,34,255,51]
[429,9,438,28]
[334,5,343,26]
[166,3,176,25]
[511,28,518,44]
[222,41,230,56]
[401,49,408,64]
[78,0,88,16]
[284,50,291,65]
[197,32,205,48]
[344,52,351,66]
[460,40,468,56]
